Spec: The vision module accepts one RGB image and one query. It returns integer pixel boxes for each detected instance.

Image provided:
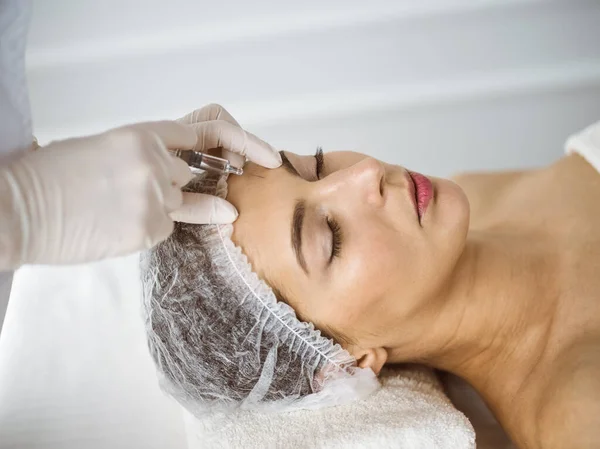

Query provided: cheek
[322,243,397,326]
[352,228,423,288]
[325,223,447,330]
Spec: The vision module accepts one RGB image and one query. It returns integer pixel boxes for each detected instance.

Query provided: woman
[144,121,600,449]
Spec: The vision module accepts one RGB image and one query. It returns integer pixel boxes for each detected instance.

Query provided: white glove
[0,112,280,269]
[172,103,281,223]
[0,121,195,268]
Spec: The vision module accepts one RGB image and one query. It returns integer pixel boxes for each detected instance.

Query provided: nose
[321,157,386,207]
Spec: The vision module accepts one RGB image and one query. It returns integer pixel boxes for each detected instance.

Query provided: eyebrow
[280,151,302,178]
[291,200,309,275]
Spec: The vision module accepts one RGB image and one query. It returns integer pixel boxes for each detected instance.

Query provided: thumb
[170,192,239,224]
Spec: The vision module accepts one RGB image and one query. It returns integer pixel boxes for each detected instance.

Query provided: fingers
[145,214,175,249]
[170,157,194,187]
[177,104,244,166]
[178,104,244,166]
[190,120,282,168]
[178,103,241,127]
[144,177,176,249]
[170,192,238,224]
[143,129,192,205]
[135,120,198,151]
[177,104,279,169]
[222,150,246,169]
[162,158,192,212]
[141,130,193,220]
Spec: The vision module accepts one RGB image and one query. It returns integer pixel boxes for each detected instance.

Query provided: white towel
[183,364,475,449]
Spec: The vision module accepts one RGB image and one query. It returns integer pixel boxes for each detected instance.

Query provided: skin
[226,150,600,449]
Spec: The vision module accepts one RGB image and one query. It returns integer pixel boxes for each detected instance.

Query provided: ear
[350,347,388,375]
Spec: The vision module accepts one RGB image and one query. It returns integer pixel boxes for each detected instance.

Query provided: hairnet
[140,171,378,417]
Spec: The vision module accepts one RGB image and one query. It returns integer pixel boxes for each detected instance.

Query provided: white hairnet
[140,171,378,417]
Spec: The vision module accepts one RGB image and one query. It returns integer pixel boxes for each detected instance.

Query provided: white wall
[27,0,600,177]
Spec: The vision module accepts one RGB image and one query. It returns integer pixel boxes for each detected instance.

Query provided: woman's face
[227,150,469,368]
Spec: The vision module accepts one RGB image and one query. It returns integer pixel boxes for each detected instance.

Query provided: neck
[389,228,560,404]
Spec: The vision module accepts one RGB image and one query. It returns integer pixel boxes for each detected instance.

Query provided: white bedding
[0,257,187,449]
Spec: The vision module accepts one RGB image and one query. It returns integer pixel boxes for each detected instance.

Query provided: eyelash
[314,147,324,180]
[327,217,342,261]
[313,147,342,261]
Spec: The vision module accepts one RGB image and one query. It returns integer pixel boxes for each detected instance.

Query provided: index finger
[170,156,194,187]
[190,120,282,169]
[177,105,245,168]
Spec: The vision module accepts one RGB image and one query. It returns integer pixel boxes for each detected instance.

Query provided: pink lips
[407,171,433,223]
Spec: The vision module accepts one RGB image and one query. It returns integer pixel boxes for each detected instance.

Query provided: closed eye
[327,217,342,262]
[314,147,325,180]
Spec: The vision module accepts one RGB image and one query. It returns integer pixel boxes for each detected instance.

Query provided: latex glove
[172,103,281,223]
[0,121,200,268]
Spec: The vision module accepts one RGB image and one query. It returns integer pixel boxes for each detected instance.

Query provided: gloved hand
[173,103,281,223]
[0,111,280,269]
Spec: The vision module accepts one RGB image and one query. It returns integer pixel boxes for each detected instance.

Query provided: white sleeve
[0,273,13,334]
[564,120,600,173]
[0,0,32,333]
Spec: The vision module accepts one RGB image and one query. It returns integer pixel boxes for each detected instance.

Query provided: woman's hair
[140,172,378,417]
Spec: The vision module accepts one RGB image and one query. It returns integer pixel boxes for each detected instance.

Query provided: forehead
[226,161,301,295]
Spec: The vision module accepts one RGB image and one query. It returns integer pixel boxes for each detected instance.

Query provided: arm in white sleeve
[0,167,26,270]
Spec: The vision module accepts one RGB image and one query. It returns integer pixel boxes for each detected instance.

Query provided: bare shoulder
[535,340,600,449]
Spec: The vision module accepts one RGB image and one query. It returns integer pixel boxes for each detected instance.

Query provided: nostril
[379,173,385,197]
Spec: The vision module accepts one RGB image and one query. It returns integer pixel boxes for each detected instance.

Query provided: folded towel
[183,365,475,449]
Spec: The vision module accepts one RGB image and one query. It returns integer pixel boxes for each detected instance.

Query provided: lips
[407,171,433,223]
